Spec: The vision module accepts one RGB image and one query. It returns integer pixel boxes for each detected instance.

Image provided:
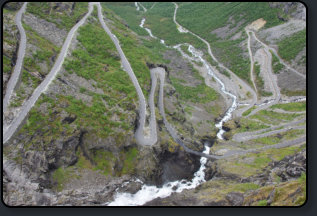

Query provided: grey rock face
[23,13,67,47]
[225,192,244,206]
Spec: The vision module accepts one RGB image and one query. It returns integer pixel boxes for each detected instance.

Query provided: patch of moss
[52,166,78,192]
[257,199,268,206]
[121,147,139,175]
[92,149,116,176]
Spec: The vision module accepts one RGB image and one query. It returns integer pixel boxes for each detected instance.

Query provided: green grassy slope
[176,2,287,83]
[26,2,89,31]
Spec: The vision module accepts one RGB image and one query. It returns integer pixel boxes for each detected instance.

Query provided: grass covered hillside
[176,2,288,83]
[3,2,306,207]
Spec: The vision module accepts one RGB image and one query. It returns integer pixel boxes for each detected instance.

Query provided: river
[107,3,239,205]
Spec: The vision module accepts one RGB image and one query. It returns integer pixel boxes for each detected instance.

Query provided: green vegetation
[236,118,269,133]
[253,136,280,145]
[252,129,305,146]
[3,10,18,79]
[180,44,192,57]
[52,166,78,191]
[257,200,268,206]
[101,4,170,96]
[9,88,27,108]
[26,2,89,31]
[277,29,306,62]
[242,106,256,116]
[294,173,306,205]
[92,149,116,176]
[74,146,138,177]
[177,2,286,41]
[170,77,218,103]
[270,50,285,74]
[52,167,67,191]
[216,65,231,78]
[271,174,306,206]
[281,89,306,97]
[3,55,12,74]
[251,110,302,125]
[233,183,260,192]
[175,2,287,83]
[205,54,218,66]
[103,2,147,36]
[212,36,251,84]
[142,2,206,50]
[270,102,306,112]
[63,95,133,137]
[140,2,156,9]
[254,62,272,97]
[219,144,304,178]
[19,7,139,146]
[75,150,93,170]
[121,147,138,175]
[9,23,62,108]
[184,105,193,116]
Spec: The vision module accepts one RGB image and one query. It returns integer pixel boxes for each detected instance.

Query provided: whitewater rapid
[174,44,237,140]
[139,13,237,140]
[107,7,239,204]
[107,145,210,206]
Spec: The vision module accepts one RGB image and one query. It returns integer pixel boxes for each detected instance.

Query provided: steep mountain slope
[2,2,306,206]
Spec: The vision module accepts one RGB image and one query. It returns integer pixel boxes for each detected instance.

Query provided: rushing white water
[135,2,140,11]
[176,24,188,33]
[107,145,210,206]
[140,18,156,39]
[107,14,240,205]
[173,44,237,140]
[140,16,237,139]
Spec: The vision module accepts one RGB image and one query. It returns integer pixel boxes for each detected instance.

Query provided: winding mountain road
[247,44,282,116]
[218,136,305,159]
[232,118,305,142]
[136,7,306,159]
[97,3,157,146]
[3,2,27,113]
[3,2,307,162]
[246,29,258,96]
[137,2,147,12]
[172,3,257,118]
[134,2,140,11]
[3,3,95,144]
[252,30,306,79]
